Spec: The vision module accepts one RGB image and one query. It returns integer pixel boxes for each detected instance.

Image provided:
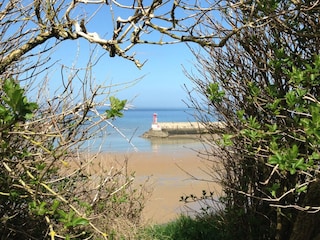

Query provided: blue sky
[102,44,198,108]
[49,39,198,109]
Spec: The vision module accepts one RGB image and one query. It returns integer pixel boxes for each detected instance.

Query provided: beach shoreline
[88,150,222,224]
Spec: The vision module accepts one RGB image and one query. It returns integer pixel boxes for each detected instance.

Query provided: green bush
[0,79,146,239]
[141,214,224,240]
[187,0,320,238]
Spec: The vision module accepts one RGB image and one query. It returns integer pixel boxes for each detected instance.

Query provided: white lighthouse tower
[151,113,162,131]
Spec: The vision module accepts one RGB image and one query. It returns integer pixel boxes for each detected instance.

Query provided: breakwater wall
[141,122,225,138]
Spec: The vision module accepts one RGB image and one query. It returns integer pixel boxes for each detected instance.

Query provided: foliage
[187,0,320,239]
[106,96,127,119]
[0,78,48,237]
[141,215,223,240]
[0,79,38,123]
[0,78,148,239]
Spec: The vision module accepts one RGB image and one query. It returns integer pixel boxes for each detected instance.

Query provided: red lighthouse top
[151,113,161,131]
[153,113,158,124]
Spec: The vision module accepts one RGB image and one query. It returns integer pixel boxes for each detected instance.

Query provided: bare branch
[1,0,262,73]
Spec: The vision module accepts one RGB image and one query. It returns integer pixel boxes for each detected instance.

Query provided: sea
[82,108,210,153]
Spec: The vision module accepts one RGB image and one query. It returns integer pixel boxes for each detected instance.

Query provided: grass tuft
[139,214,224,240]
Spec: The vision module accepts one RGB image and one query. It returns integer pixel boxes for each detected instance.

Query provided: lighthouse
[151,113,162,131]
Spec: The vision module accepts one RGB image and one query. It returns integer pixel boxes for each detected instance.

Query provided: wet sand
[93,150,222,224]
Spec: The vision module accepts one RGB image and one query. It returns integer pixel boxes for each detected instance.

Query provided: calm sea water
[83,108,207,153]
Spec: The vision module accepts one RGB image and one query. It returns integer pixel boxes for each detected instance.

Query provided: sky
[49,40,199,109]
[102,44,198,109]
[38,2,204,109]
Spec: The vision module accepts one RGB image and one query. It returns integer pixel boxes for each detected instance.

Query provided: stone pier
[142,121,225,138]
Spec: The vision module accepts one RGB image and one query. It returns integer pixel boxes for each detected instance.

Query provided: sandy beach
[90,150,222,224]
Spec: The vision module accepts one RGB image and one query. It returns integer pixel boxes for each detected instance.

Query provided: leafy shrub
[188,1,320,238]
[141,214,223,240]
[0,79,147,239]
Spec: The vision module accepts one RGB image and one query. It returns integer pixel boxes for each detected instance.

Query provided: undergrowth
[139,214,225,240]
